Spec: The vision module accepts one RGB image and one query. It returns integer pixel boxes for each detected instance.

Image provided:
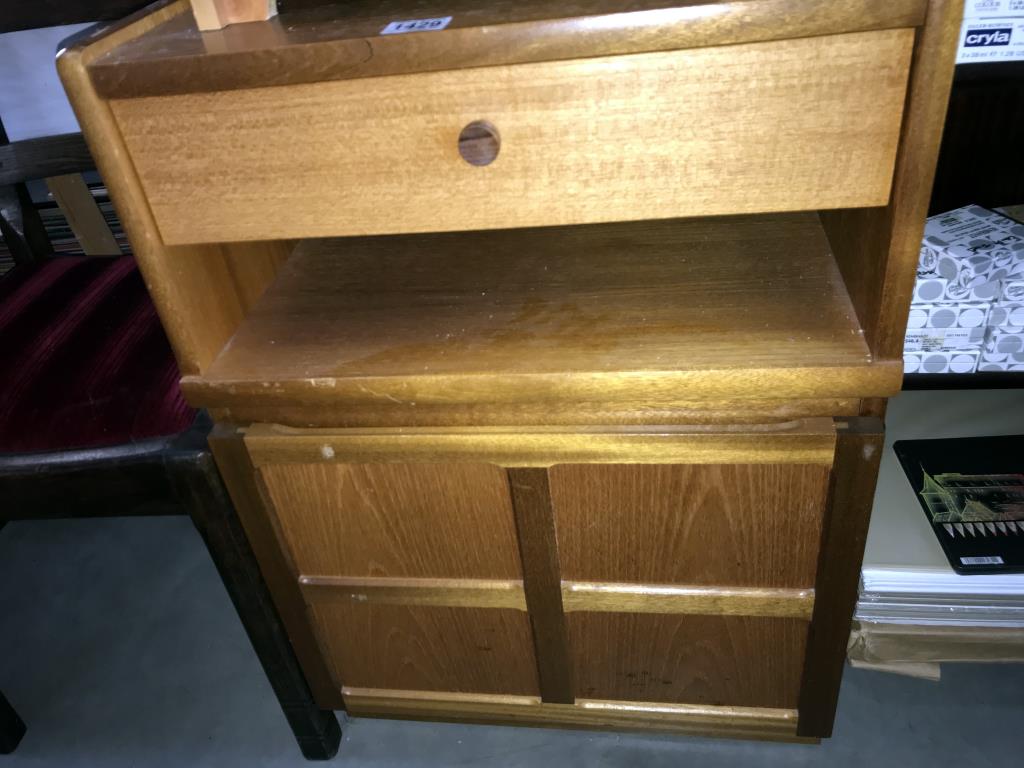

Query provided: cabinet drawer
[112,30,912,245]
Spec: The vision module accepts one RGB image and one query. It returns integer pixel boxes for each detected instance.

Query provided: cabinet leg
[1,691,26,754]
[172,453,341,760]
[797,417,884,737]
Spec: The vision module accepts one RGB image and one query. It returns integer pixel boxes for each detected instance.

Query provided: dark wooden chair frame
[0,415,342,758]
[0,17,341,753]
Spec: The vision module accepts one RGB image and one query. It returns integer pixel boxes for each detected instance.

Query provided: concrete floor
[2,515,1021,767]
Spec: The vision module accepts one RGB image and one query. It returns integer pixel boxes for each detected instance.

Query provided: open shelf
[182,213,903,420]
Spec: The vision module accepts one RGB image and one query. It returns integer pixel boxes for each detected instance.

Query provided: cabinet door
[549,461,832,708]
[253,458,540,698]
[239,419,837,722]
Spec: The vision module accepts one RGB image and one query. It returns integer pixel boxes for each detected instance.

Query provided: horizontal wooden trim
[298,576,814,619]
[185,365,905,414]
[562,582,815,619]
[342,687,806,741]
[0,133,93,186]
[244,419,838,468]
[300,576,527,610]
[89,0,927,99]
[208,397,862,430]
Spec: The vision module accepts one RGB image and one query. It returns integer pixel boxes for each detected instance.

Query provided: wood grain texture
[0,133,93,186]
[207,425,341,707]
[190,0,277,30]
[550,462,833,588]
[796,417,884,738]
[181,214,906,415]
[562,583,814,619]
[821,0,963,360]
[342,687,803,741]
[111,31,913,244]
[244,421,838,469]
[88,0,926,98]
[508,468,574,704]
[568,613,808,708]
[301,576,527,610]
[206,398,863,430]
[57,1,292,374]
[45,173,121,255]
[310,604,540,695]
[256,462,522,579]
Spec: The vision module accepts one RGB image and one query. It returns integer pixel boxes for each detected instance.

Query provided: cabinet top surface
[84,0,926,99]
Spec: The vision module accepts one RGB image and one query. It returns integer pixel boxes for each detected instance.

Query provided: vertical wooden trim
[208,425,341,708]
[45,173,121,255]
[507,468,574,704]
[796,417,884,737]
[821,0,962,359]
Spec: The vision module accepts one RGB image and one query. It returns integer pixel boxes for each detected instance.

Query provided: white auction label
[381,17,453,35]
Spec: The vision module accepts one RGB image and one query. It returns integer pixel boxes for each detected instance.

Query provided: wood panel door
[548,461,833,709]
[238,419,840,723]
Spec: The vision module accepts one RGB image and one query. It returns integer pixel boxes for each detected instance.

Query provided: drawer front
[257,461,521,579]
[113,30,913,245]
[550,462,832,589]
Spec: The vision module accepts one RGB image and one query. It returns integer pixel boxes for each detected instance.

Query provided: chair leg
[1,691,27,754]
[171,454,341,760]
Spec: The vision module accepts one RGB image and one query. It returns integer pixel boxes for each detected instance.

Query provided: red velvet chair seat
[0,256,195,453]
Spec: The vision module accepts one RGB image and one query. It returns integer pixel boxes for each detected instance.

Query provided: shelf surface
[184,213,901,417]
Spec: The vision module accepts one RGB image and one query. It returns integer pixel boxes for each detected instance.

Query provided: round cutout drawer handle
[458,120,500,166]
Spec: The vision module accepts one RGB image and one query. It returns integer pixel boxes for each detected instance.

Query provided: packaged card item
[903,350,980,375]
[905,303,991,330]
[904,327,986,352]
[988,303,1024,330]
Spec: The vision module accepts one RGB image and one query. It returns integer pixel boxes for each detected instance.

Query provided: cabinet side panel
[821,0,963,358]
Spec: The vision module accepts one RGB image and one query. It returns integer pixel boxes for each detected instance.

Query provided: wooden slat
[45,174,121,255]
[111,31,913,245]
[0,133,93,186]
[508,468,574,704]
[190,0,277,31]
[301,576,527,610]
[244,420,838,468]
[88,0,927,98]
[796,417,884,737]
[341,688,805,741]
[206,397,863,430]
[562,583,814,619]
[298,575,814,620]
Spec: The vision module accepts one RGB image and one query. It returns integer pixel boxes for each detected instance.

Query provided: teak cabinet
[59,0,961,743]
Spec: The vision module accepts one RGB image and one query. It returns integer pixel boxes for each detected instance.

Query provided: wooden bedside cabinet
[58,0,961,743]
